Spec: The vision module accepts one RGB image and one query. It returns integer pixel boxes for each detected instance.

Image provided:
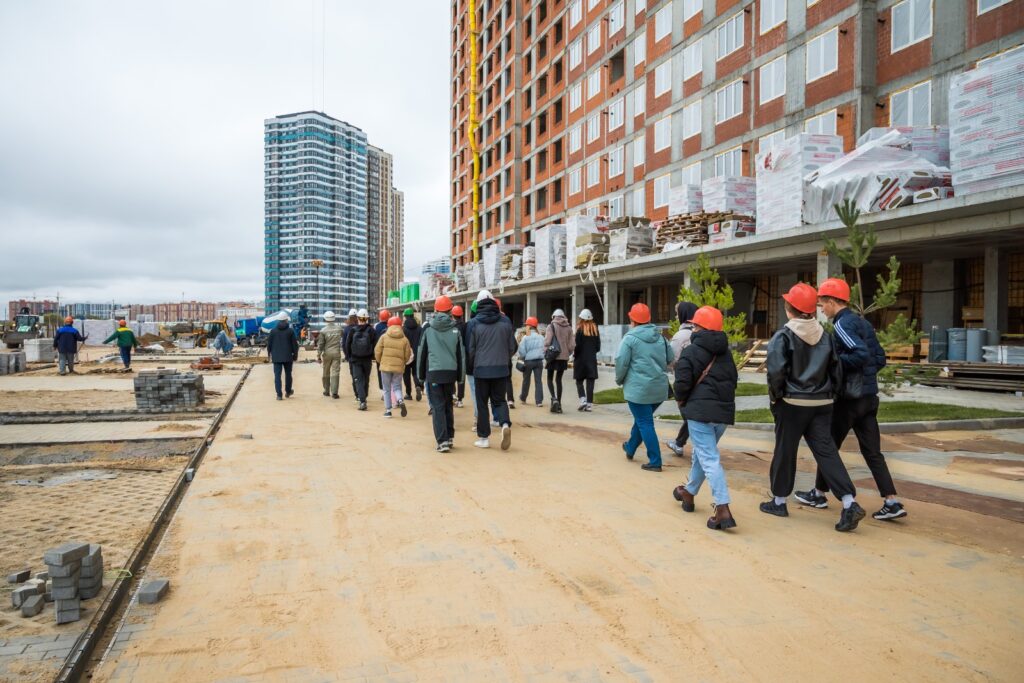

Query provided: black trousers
[427,382,456,444]
[575,377,595,403]
[403,363,423,396]
[546,359,567,403]
[273,362,293,397]
[456,380,465,401]
[817,395,897,497]
[770,402,856,499]
[520,359,543,403]
[674,414,690,446]
[351,359,372,401]
[474,376,511,438]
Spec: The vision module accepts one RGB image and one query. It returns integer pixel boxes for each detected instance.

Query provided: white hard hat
[347,308,357,317]
[476,289,493,301]
[552,309,565,318]
[357,308,369,318]
[579,308,594,321]
[323,311,336,322]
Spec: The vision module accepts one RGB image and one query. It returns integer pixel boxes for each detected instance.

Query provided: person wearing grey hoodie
[762,283,866,533]
[544,309,575,413]
[666,301,699,456]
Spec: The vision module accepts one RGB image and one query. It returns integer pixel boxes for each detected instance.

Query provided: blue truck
[233,317,267,347]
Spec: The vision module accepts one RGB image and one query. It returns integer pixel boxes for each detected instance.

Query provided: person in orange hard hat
[417,295,466,452]
[762,283,866,532]
[794,278,906,521]
[374,315,412,418]
[517,316,545,406]
[671,306,738,531]
[103,319,139,372]
[54,316,85,375]
[374,309,391,401]
[451,305,467,407]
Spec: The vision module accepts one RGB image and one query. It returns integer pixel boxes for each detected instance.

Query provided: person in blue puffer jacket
[517,316,546,406]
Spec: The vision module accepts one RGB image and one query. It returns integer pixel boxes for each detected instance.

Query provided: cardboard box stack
[668,185,703,216]
[949,50,1024,196]
[755,133,845,234]
[533,224,566,277]
[701,177,756,215]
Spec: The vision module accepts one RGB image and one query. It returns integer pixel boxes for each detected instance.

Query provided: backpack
[351,326,373,357]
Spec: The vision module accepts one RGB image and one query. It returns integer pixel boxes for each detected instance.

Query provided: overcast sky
[0,0,449,309]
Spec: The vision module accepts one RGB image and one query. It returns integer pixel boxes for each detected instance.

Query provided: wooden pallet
[655,211,755,247]
[740,340,769,372]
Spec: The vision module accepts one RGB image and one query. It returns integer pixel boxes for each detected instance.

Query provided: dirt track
[93,362,1024,681]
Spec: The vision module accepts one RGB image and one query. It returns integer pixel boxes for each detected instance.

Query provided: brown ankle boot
[707,503,737,530]
[672,485,695,512]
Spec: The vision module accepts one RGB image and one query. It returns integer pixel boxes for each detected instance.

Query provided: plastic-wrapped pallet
[522,246,536,279]
[668,185,703,216]
[949,50,1024,196]
[755,133,844,233]
[533,225,566,277]
[609,225,655,261]
[565,215,599,272]
[857,126,950,167]
[482,243,518,287]
[701,177,756,215]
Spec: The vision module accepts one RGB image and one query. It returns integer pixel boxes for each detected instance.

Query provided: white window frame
[682,99,702,139]
[635,0,647,12]
[806,28,838,82]
[714,146,743,177]
[633,31,646,67]
[683,0,702,21]
[569,0,582,28]
[758,129,786,153]
[608,194,625,219]
[804,108,837,135]
[655,4,672,41]
[587,70,602,98]
[587,23,602,54]
[633,85,646,116]
[891,0,932,53]
[682,161,701,186]
[569,83,582,111]
[760,0,786,34]
[683,39,702,80]
[977,0,1011,15]
[759,54,786,105]
[587,114,601,142]
[569,168,582,194]
[569,124,582,153]
[654,116,671,151]
[588,0,600,9]
[716,11,744,59]
[654,60,672,96]
[715,79,743,124]
[633,186,646,216]
[608,97,625,130]
[569,39,583,69]
[608,146,624,177]
[633,134,646,166]
[587,158,601,187]
[890,80,932,127]
[608,2,625,34]
[654,174,672,208]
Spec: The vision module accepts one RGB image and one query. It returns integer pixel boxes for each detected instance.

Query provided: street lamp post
[311,259,324,319]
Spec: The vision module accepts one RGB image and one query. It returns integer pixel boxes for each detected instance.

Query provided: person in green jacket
[615,303,674,472]
[417,296,466,452]
[103,319,140,372]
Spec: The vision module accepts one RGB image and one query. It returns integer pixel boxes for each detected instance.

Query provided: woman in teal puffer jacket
[615,303,674,472]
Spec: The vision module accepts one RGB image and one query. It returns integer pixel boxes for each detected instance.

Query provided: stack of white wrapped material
[565,215,599,272]
[533,225,566,277]
[701,177,756,215]
[857,126,950,167]
[668,185,703,216]
[755,134,845,233]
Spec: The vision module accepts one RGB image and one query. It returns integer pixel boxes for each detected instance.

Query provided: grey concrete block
[34,571,49,582]
[7,569,30,584]
[79,564,103,579]
[55,597,80,610]
[79,586,101,600]
[50,572,81,588]
[43,542,90,566]
[51,585,79,600]
[138,579,169,604]
[11,585,36,608]
[55,608,81,625]
[26,578,46,594]
[44,592,53,603]
[47,561,82,578]
[20,595,44,617]
[81,545,103,567]
[79,573,103,587]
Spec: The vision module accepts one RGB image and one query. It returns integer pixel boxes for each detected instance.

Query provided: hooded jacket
[466,299,516,378]
[674,329,737,424]
[766,317,842,405]
[375,326,413,374]
[402,317,422,365]
[103,327,139,349]
[316,322,343,356]
[417,312,466,384]
[670,301,699,363]
[54,325,85,354]
[615,323,674,405]
[831,307,886,397]
[544,315,575,361]
[517,331,545,361]
[267,320,299,363]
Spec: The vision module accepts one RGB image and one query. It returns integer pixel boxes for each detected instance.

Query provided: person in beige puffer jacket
[374,317,413,417]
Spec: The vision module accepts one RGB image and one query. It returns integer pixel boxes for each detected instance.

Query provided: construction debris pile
[134,368,205,412]
[9,542,104,623]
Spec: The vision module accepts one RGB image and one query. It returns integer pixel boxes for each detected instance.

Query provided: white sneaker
[474,438,490,449]
[500,424,511,451]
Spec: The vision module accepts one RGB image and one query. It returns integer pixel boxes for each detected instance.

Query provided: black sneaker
[640,463,662,472]
[358,401,368,411]
[795,489,829,509]
[323,391,329,397]
[415,387,422,402]
[836,502,867,532]
[622,442,635,461]
[399,401,408,418]
[872,501,907,521]
[759,500,789,517]
[436,442,450,453]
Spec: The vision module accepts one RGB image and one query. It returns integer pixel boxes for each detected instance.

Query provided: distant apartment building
[264,111,369,319]
[66,302,120,319]
[449,0,1024,265]
[367,147,406,310]
[6,300,57,321]
[422,257,453,275]
[217,302,265,325]
[388,189,406,301]
[129,302,218,322]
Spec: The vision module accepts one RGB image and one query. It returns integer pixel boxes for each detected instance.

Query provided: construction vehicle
[197,317,230,348]
[3,308,44,349]
[234,317,267,347]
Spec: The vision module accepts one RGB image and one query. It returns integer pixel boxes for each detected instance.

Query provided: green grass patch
[596,382,766,405]
[732,402,1021,424]
[735,383,769,396]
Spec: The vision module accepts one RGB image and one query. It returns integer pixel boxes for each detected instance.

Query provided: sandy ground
[90,363,1024,682]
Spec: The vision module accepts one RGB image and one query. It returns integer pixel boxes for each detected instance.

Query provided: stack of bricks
[44,542,90,624]
[8,570,46,617]
[133,368,205,412]
[0,351,26,375]
[79,545,104,599]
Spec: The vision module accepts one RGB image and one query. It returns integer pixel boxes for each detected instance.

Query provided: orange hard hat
[451,305,464,317]
[783,283,819,314]
[692,306,724,332]
[818,277,851,302]
[628,303,651,324]
[118,319,126,326]
[387,316,402,327]
[434,295,453,312]
[379,309,390,321]
[494,297,502,310]
[64,316,73,323]
[525,316,539,327]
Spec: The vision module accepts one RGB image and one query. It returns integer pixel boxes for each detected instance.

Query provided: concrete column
[922,259,955,331]
[571,285,586,320]
[777,272,798,324]
[603,281,620,325]
[525,291,539,320]
[682,270,703,296]
[816,250,842,285]
[984,247,1009,333]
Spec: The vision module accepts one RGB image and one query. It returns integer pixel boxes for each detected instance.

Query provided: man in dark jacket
[467,294,516,450]
[762,283,865,532]
[343,309,378,410]
[267,318,299,400]
[54,317,85,375]
[402,308,424,401]
[417,296,466,452]
[671,307,738,531]
[795,278,906,521]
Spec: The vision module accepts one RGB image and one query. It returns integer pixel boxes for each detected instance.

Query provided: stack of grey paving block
[44,542,90,624]
[0,351,27,375]
[133,368,205,413]
[79,545,104,599]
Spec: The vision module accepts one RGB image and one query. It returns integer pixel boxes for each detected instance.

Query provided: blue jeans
[119,346,132,368]
[625,401,663,467]
[685,421,730,505]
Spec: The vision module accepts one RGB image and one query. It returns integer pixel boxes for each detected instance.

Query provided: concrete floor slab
[0,420,211,445]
